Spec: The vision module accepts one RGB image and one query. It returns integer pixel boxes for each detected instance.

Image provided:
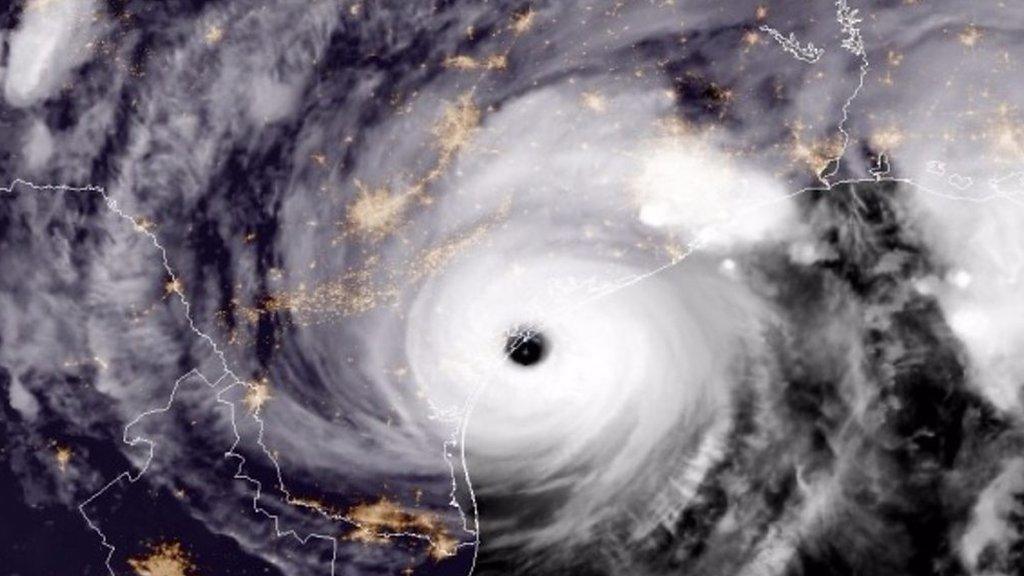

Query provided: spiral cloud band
[2,1,1024,576]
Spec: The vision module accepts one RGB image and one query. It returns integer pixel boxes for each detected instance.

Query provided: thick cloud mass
[2,1,1024,576]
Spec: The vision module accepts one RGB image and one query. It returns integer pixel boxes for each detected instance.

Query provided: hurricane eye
[504,327,548,367]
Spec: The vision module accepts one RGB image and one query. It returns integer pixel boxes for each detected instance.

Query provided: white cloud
[910,191,1024,414]
[634,139,798,248]
[22,120,54,170]
[959,457,1024,571]
[247,75,303,124]
[4,0,104,108]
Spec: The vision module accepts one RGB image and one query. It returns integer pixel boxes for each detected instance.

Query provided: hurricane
[2,1,1024,576]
